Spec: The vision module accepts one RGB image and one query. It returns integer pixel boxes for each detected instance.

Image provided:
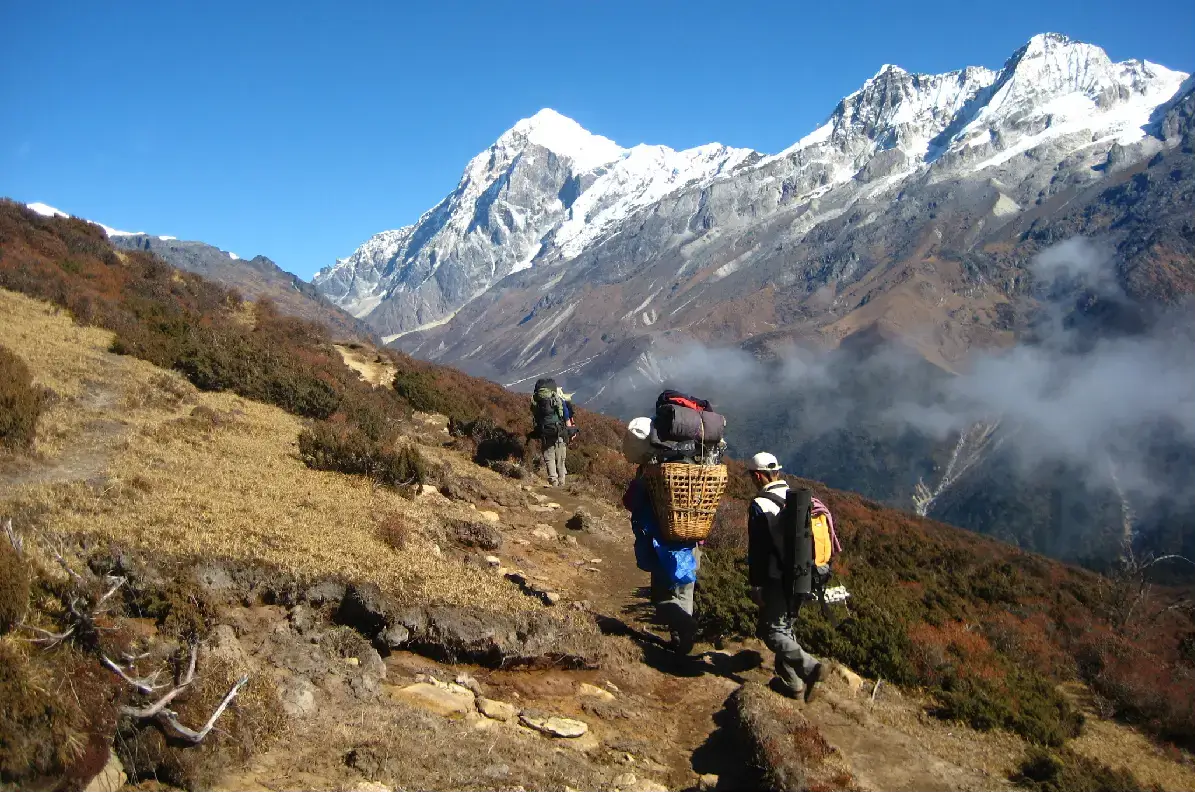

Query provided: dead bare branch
[871,679,884,704]
[156,675,249,744]
[96,576,128,608]
[3,518,20,556]
[45,534,87,584]
[102,654,171,695]
[21,623,76,646]
[119,646,199,717]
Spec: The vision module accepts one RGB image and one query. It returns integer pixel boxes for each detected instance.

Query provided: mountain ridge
[316,32,1188,345]
[22,202,376,343]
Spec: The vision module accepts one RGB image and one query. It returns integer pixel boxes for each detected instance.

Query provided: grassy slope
[0,198,1191,755]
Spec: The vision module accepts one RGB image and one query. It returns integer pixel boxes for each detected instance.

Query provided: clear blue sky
[2,1,1194,279]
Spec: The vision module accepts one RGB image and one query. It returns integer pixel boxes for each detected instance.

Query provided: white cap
[750,452,783,472]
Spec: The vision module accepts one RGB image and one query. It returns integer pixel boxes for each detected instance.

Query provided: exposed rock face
[334,583,602,668]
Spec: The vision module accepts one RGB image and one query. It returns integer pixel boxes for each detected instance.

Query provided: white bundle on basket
[622,417,655,465]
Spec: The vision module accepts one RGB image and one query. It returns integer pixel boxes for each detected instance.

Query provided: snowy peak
[773,32,1187,174]
[830,64,998,152]
[498,108,625,172]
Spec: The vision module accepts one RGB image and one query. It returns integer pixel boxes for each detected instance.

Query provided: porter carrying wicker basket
[645,462,728,543]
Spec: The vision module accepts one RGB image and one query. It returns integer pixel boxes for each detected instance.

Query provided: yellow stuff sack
[811,511,833,568]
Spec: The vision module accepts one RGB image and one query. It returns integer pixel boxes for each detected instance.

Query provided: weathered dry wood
[156,675,249,744]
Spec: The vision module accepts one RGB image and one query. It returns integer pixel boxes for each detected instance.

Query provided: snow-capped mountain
[314,109,756,341]
[318,33,1189,353]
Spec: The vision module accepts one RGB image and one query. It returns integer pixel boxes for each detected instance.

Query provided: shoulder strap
[754,489,784,510]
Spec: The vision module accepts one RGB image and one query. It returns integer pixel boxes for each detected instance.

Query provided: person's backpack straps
[755,489,784,510]
[752,489,788,587]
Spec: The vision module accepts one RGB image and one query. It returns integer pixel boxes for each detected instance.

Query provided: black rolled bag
[653,403,725,444]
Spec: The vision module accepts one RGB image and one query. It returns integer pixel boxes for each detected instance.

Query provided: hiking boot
[768,676,803,699]
[803,662,830,704]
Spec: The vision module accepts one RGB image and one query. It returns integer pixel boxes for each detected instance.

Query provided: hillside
[0,203,1192,791]
[23,202,374,344]
[309,33,1195,568]
[109,234,377,344]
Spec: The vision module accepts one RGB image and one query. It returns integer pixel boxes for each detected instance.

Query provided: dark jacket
[747,480,789,589]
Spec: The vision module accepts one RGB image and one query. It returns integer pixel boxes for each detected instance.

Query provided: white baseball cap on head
[750,452,783,472]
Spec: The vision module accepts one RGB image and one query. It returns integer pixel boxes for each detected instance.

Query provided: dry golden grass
[0,288,537,612]
[866,684,1026,785]
[1061,683,1194,791]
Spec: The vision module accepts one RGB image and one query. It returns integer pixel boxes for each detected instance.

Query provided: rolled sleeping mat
[653,404,726,444]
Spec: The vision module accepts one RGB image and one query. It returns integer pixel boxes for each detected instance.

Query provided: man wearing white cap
[746,453,829,702]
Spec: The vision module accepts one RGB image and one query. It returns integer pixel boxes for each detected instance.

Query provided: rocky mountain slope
[315,33,1194,565]
[24,203,374,343]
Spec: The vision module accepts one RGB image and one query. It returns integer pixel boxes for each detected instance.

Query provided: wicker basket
[645,462,729,543]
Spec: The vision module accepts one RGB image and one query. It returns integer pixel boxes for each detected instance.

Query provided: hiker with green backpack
[531,378,572,487]
[747,452,839,702]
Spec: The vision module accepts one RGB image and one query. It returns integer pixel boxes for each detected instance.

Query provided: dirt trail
[515,479,1018,791]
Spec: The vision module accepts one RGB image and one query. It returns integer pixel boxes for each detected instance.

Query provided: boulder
[833,663,865,696]
[476,697,518,722]
[565,509,605,534]
[454,673,484,696]
[335,583,399,639]
[531,525,557,541]
[276,674,319,718]
[375,623,410,651]
[302,580,347,607]
[387,682,475,718]
[479,510,501,523]
[519,713,588,738]
[288,604,323,636]
[577,683,615,702]
[449,519,502,550]
[635,780,669,792]
[354,781,393,792]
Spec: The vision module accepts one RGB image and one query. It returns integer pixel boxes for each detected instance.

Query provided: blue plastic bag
[653,539,697,586]
[624,476,697,586]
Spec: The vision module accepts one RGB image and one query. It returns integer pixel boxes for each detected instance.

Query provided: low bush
[392,369,445,414]
[0,532,29,636]
[694,545,759,642]
[298,420,425,488]
[450,416,526,464]
[932,672,1082,746]
[447,519,502,551]
[0,345,45,450]
[1013,746,1147,791]
[375,517,410,550]
[0,640,89,787]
